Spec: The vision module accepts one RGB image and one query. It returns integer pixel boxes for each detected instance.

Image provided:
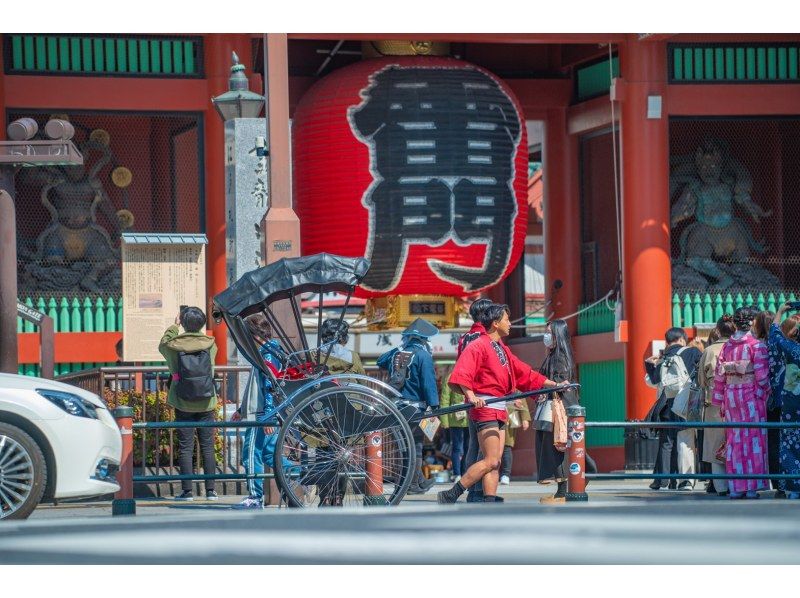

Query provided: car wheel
[0,422,47,520]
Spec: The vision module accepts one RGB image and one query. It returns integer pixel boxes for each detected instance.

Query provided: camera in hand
[788,301,800,311]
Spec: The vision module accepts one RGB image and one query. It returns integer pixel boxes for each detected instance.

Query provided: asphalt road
[1,482,799,564]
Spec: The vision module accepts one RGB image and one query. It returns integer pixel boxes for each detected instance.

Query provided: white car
[0,373,122,520]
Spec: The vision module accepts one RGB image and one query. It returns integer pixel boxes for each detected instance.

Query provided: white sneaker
[232,496,264,510]
[499,475,510,485]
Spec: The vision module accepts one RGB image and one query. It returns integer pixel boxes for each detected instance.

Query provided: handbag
[507,409,521,429]
[671,365,699,420]
[714,438,727,463]
[671,384,691,420]
[552,397,568,452]
[685,382,705,422]
[534,398,553,423]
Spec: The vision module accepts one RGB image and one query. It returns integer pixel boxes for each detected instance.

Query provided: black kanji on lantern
[349,65,523,292]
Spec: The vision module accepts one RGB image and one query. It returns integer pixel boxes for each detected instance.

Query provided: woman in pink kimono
[712,306,771,499]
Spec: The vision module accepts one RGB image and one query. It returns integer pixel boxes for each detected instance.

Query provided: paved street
[1,480,799,564]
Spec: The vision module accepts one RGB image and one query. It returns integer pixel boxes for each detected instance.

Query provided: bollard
[112,406,136,516]
[566,405,588,502]
[364,431,386,505]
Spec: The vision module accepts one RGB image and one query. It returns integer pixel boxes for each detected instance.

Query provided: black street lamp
[211,52,266,121]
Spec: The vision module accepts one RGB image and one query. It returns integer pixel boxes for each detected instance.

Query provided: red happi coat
[457,323,486,357]
[449,334,547,422]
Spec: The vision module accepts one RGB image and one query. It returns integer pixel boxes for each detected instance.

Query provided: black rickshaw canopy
[213,253,370,318]
[212,253,370,377]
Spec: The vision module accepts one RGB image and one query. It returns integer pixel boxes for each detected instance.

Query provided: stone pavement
[21,478,795,519]
[1,480,797,564]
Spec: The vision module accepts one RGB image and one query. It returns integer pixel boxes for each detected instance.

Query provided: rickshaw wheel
[274,385,416,508]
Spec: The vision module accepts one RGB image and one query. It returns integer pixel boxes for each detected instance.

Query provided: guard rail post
[112,406,136,516]
[364,431,385,505]
[566,405,588,502]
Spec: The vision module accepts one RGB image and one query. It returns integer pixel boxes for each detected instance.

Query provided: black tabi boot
[437,481,466,504]
[554,480,567,498]
[483,495,504,503]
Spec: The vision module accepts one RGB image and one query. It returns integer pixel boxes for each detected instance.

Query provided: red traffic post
[566,405,588,502]
[364,431,386,506]
[112,406,136,516]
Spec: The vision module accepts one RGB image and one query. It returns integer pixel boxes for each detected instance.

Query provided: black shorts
[475,419,506,432]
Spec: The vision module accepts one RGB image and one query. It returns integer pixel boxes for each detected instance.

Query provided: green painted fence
[7,35,202,77]
[577,300,617,335]
[671,44,800,83]
[578,360,625,448]
[576,302,624,447]
[672,290,798,327]
[16,295,123,377]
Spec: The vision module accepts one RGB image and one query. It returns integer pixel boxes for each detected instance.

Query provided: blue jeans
[450,427,467,476]
[241,413,293,500]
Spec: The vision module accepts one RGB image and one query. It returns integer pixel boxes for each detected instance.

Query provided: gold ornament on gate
[363,40,450,58]
[116,209,135,230]
[90,128,111,146]
[112,166,133,188]
[410,41,433,55]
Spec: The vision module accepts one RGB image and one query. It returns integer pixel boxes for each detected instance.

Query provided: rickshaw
[213,253,419,508]
[213,253,575,508]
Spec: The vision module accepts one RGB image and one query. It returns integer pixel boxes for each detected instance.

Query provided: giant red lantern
[293,56,528,298]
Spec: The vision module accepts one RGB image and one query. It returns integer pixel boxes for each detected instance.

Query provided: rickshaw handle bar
[585,421,800,429]
[412,383,580,422]
[132,420,277,430]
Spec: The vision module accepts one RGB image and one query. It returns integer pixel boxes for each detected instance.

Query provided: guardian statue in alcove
[20,133,133,294]
[670,137,779,290]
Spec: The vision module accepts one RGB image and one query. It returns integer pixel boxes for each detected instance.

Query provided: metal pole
[0,174,18,375]
[364,431,385,505]
[112,406,136,516]
[39,315,55,379]
[566,405,588,502]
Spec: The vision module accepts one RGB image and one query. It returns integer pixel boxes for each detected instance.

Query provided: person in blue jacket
[231,313,293,509]
[378,317,440,494]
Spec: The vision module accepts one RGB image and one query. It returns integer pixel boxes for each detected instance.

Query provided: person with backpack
[644,327,702,491]
[377,317,440,495]
[159,307,219,501]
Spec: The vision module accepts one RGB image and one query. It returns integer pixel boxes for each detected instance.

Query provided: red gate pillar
[543,108,581,334]
[203,34,253,364]
[618,37,672,420]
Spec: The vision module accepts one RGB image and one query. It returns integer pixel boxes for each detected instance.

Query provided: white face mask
[542,333,554,348]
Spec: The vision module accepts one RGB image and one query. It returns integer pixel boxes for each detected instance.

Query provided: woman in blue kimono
[767,304,800,499]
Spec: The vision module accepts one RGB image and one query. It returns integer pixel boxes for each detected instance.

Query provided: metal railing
[60,365,252,496]
[60,365,390,498]
[565,405,800,501]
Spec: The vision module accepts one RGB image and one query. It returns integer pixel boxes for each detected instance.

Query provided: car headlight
[37,389,100,419]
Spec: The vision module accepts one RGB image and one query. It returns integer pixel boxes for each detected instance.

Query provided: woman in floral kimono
[768,305,800,499]
[712,306,771,499]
